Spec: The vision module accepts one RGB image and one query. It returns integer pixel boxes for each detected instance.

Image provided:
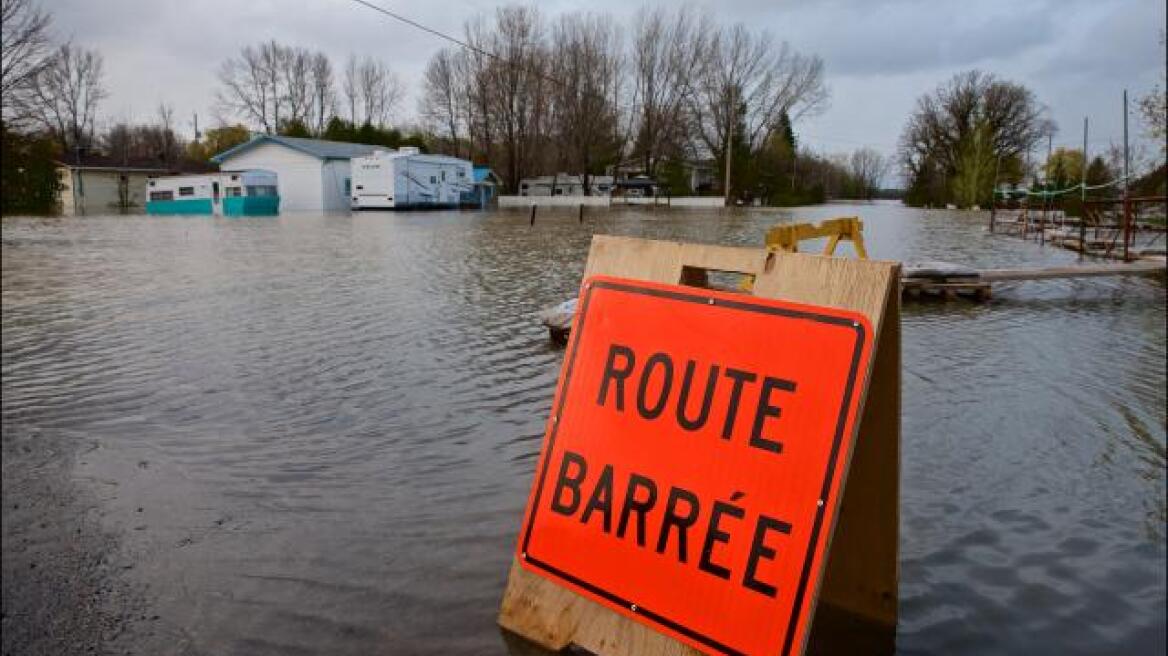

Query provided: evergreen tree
[1,124,62,215]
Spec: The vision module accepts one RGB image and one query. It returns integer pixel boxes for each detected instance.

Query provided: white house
[211,135,383,212]
[350,148,473,210]
[518,174,615,197]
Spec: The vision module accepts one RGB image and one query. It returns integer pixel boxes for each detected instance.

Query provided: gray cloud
[46,0,1167,167]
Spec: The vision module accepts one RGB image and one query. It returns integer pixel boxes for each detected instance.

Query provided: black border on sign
[520,279,868,656]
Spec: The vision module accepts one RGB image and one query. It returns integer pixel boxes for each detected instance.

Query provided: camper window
[246,185,277,197]
[178,187,194,196]
[150,191,174,201]
[441,171,446,181]
[226,187,242,197]
[430,176,437,184]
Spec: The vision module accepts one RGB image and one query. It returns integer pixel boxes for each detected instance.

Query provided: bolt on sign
[509,271,878,656]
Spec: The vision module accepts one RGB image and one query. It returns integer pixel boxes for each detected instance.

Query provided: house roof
[55,153,213,173]
[211,134,384,163]
[521,174,615,186]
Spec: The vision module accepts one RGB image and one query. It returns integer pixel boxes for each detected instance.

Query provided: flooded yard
[2,202,1165,655]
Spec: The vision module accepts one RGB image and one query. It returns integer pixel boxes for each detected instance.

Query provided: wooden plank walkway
[976,259,1166,282]
[901,258,1165,302]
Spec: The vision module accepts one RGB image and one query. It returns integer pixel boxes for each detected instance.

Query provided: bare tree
[849,147,888,198]
[27,43,106,153]
[689,23,827,194]
[549,12,623,194]
[282,46,313,129]
[218,41,338,135]
[357,56,401,127]
[422,6,830,197]
[460,17,496,164]
[309,52,335,134]
[421,47,463,156]
[154,102,180,165]
[101,105,182,167]
[1,0,53,123]
[258,42,284,131]
[485,5,549,191]
[103,121,133,164]
[630,6,708,176]
[342,54,360,125]
[217,43,276,133]
[1137,30,1166,152]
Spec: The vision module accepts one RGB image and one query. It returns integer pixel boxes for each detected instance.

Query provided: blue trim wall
[146,199,213,215]
[224,196,279,216]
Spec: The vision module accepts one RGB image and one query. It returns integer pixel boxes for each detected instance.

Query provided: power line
[346,0,568,89]
[347,0,495,62]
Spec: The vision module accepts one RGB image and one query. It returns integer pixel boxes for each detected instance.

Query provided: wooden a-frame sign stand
[499,235,900,656]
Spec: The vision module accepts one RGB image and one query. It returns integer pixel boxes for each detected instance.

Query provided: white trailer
[350,148,473,210]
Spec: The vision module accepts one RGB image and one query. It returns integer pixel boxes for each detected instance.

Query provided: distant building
[607,157,714,195]
[683,160,716,194]
[463,165,502,208]
[55,155,190,216]
[211,135,384,212]
[612,176,659,197]
[518,174,615,197]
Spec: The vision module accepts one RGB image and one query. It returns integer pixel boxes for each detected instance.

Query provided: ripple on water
[2,206,1164,655]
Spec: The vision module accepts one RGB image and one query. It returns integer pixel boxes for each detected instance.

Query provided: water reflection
[1,203,1164,655]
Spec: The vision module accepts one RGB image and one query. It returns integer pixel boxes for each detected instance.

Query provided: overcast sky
[48,0,1167,165]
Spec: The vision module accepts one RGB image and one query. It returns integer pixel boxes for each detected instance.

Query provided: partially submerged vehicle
[350,148,473,210]
[146,170,279,216]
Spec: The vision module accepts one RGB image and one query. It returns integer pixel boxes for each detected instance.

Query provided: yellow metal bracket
[741,217,869,291]
[764,216,869,258]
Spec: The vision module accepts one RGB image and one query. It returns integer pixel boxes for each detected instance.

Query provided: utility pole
[1045,132,1054,200]
[990,154,1001,231]
[193,112,201,143]
[1081,116,1088,199]
[1122,90,1130,195]
[1122,89,1132,260]
[724,85,734,207]
[1079,116,1088,254]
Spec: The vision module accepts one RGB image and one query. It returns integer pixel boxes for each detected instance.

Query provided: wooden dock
[901,259,1165,302]
[541,258,1165,341]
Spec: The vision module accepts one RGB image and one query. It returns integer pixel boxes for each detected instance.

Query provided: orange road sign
[516,275,875,656]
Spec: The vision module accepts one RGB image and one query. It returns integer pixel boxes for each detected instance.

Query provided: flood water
[2,202,1165,655]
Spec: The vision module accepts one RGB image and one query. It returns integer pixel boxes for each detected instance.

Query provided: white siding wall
[219,142,324,211]
[320,160,353,211]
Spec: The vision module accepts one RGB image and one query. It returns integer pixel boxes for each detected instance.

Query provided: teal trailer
[146,170,279,216]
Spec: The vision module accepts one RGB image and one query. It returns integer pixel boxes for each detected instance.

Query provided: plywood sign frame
[499,235,900,656]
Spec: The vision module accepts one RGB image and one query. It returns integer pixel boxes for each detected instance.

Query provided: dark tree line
[899,70,1054,208]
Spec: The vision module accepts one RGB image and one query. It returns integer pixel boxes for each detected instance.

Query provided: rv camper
[146,170,279,216]
[350,148,473,210]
